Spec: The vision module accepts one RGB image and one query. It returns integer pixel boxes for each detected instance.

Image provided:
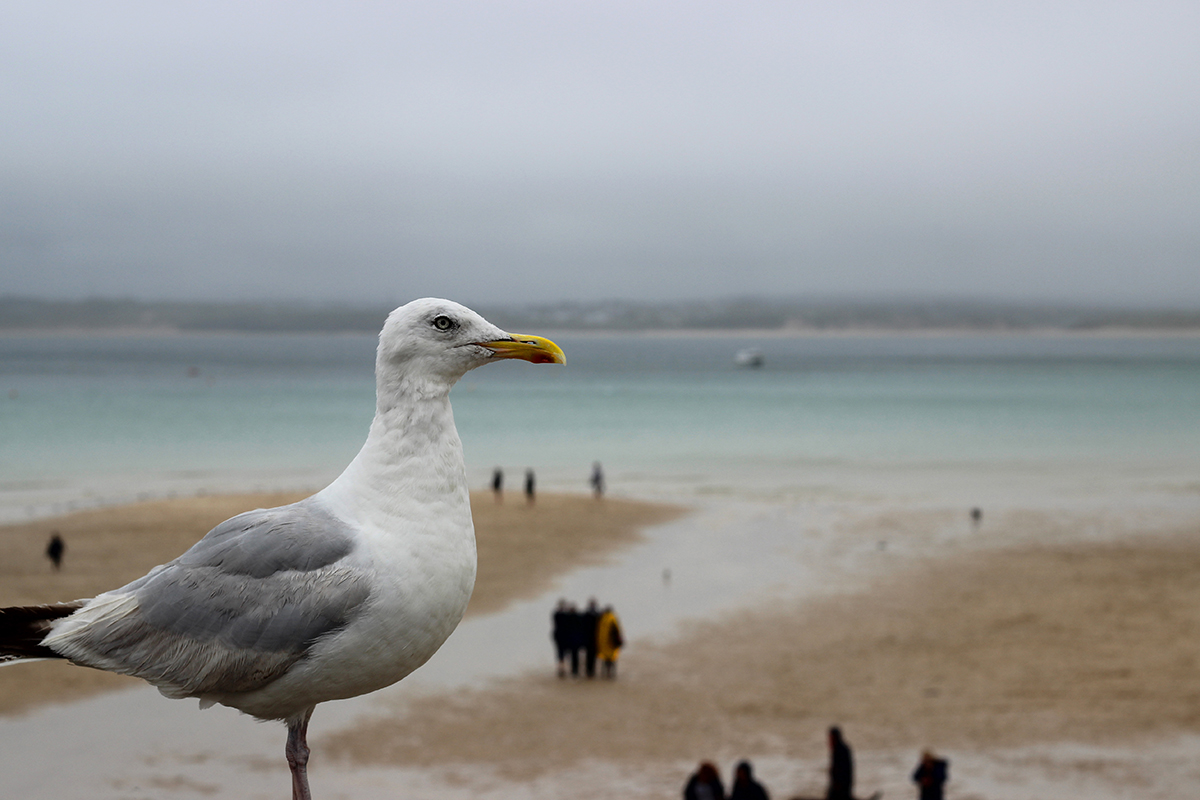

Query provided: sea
[5,330,1200,798]
[3,329,1200,522]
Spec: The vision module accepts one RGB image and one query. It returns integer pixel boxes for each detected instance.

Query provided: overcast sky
[3,2,1198,307]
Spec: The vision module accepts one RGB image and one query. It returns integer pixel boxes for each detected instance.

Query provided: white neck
[318,377,470,529]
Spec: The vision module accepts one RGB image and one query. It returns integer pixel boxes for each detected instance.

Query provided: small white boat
[734,347,764,368]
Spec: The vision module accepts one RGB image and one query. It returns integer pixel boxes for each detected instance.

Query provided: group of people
[491,466,538,504]
[551,597,623,679]
[490,461,606,504]
[686,727,949,800]
[685,760,770,800]
[825,727,949,800]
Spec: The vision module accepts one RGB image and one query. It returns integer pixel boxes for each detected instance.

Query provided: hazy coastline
[5,296,1200,336]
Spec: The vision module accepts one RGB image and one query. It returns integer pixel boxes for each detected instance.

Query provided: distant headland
[2,296,1199,334]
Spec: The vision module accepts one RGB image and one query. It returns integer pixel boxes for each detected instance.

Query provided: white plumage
[0,298,564,800]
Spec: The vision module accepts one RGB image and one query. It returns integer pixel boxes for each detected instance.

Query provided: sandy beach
[312,500,1200,799]
[0,491,683,715]
[336,523,1200,771]
[3,491,1200,798]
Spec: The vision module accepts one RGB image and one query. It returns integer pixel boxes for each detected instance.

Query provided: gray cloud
[2,1,1198,306]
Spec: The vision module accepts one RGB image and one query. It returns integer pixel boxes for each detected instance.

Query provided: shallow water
[4,331,1200,797]
[4,331,1200,520]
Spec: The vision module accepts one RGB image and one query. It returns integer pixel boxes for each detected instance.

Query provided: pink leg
[286,707,316,800]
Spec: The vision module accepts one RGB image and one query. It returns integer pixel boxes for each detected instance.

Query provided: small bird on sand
[0,298,564,800]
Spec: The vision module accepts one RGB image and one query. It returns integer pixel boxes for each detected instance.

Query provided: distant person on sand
[590,461,605,498]
[582,597,601,678]
[552,598,574,678]
[684,761,726,800]
[491,467,503,502]
[525,468,536,505]
[826,726,854,800]
[596,604,624,678]
[730,760,769,800]
[45,532,65,571]
[970,507,982,529]
[911,750,948,800]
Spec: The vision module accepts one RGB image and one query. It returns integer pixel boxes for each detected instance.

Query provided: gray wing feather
[52,498,372,697]
[135,564,367,651]
[174,500,357,577]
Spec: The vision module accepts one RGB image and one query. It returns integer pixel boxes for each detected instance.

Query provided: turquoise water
[3,331,1200,519]
[5,331,1200,800]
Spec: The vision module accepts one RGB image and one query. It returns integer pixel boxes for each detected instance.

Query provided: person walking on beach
[551,598,574,678]
[826,726,854,800]
[564,601,585,677]
[525,468,536,505]
[684,761,726,800]
[911,750,948,800]
[596,604,624,678]
[582,597,601,678]
[491,467,503,502]
[45,532,65,571]
[590,461,605,498]
[730,760,769,800]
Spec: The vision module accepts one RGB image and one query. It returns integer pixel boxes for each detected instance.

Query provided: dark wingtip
[0,602,86,662]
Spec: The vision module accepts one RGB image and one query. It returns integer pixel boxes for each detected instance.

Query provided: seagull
[0,298,564,800]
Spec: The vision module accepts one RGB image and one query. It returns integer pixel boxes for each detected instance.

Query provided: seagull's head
[377,298,564,395]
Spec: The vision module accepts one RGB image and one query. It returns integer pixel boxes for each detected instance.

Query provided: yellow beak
[478,334,566,365]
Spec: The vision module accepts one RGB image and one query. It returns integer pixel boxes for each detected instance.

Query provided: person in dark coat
[45,532,65,571]
[581,597,600,678]
[564,601,585,677]
[491,467,503,502]
[826,726,853,800]
[524,468,536,505]
[551,598,573,678]
[590,461,605,498]
[684,761,725,800]
[911,750,948,800]
[729,760,769,800]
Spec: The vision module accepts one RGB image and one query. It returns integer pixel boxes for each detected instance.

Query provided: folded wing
[44,499,372,698]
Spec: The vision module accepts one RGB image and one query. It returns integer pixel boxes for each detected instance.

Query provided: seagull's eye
[431,315,455,332]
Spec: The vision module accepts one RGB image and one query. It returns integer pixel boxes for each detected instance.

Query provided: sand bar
[4,490,1200,798]
[320,501,1200,799]
[0,491,683,715]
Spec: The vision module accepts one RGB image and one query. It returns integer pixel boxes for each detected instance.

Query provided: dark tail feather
[0,602,86,664]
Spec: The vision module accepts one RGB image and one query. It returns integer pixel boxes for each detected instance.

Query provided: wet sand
[0,491,683,715]
[5,492,1200,798]
[338,531,1200,761]
[324,505,1200,799]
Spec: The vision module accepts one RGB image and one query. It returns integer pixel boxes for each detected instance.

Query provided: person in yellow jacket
[596,605,624,679]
